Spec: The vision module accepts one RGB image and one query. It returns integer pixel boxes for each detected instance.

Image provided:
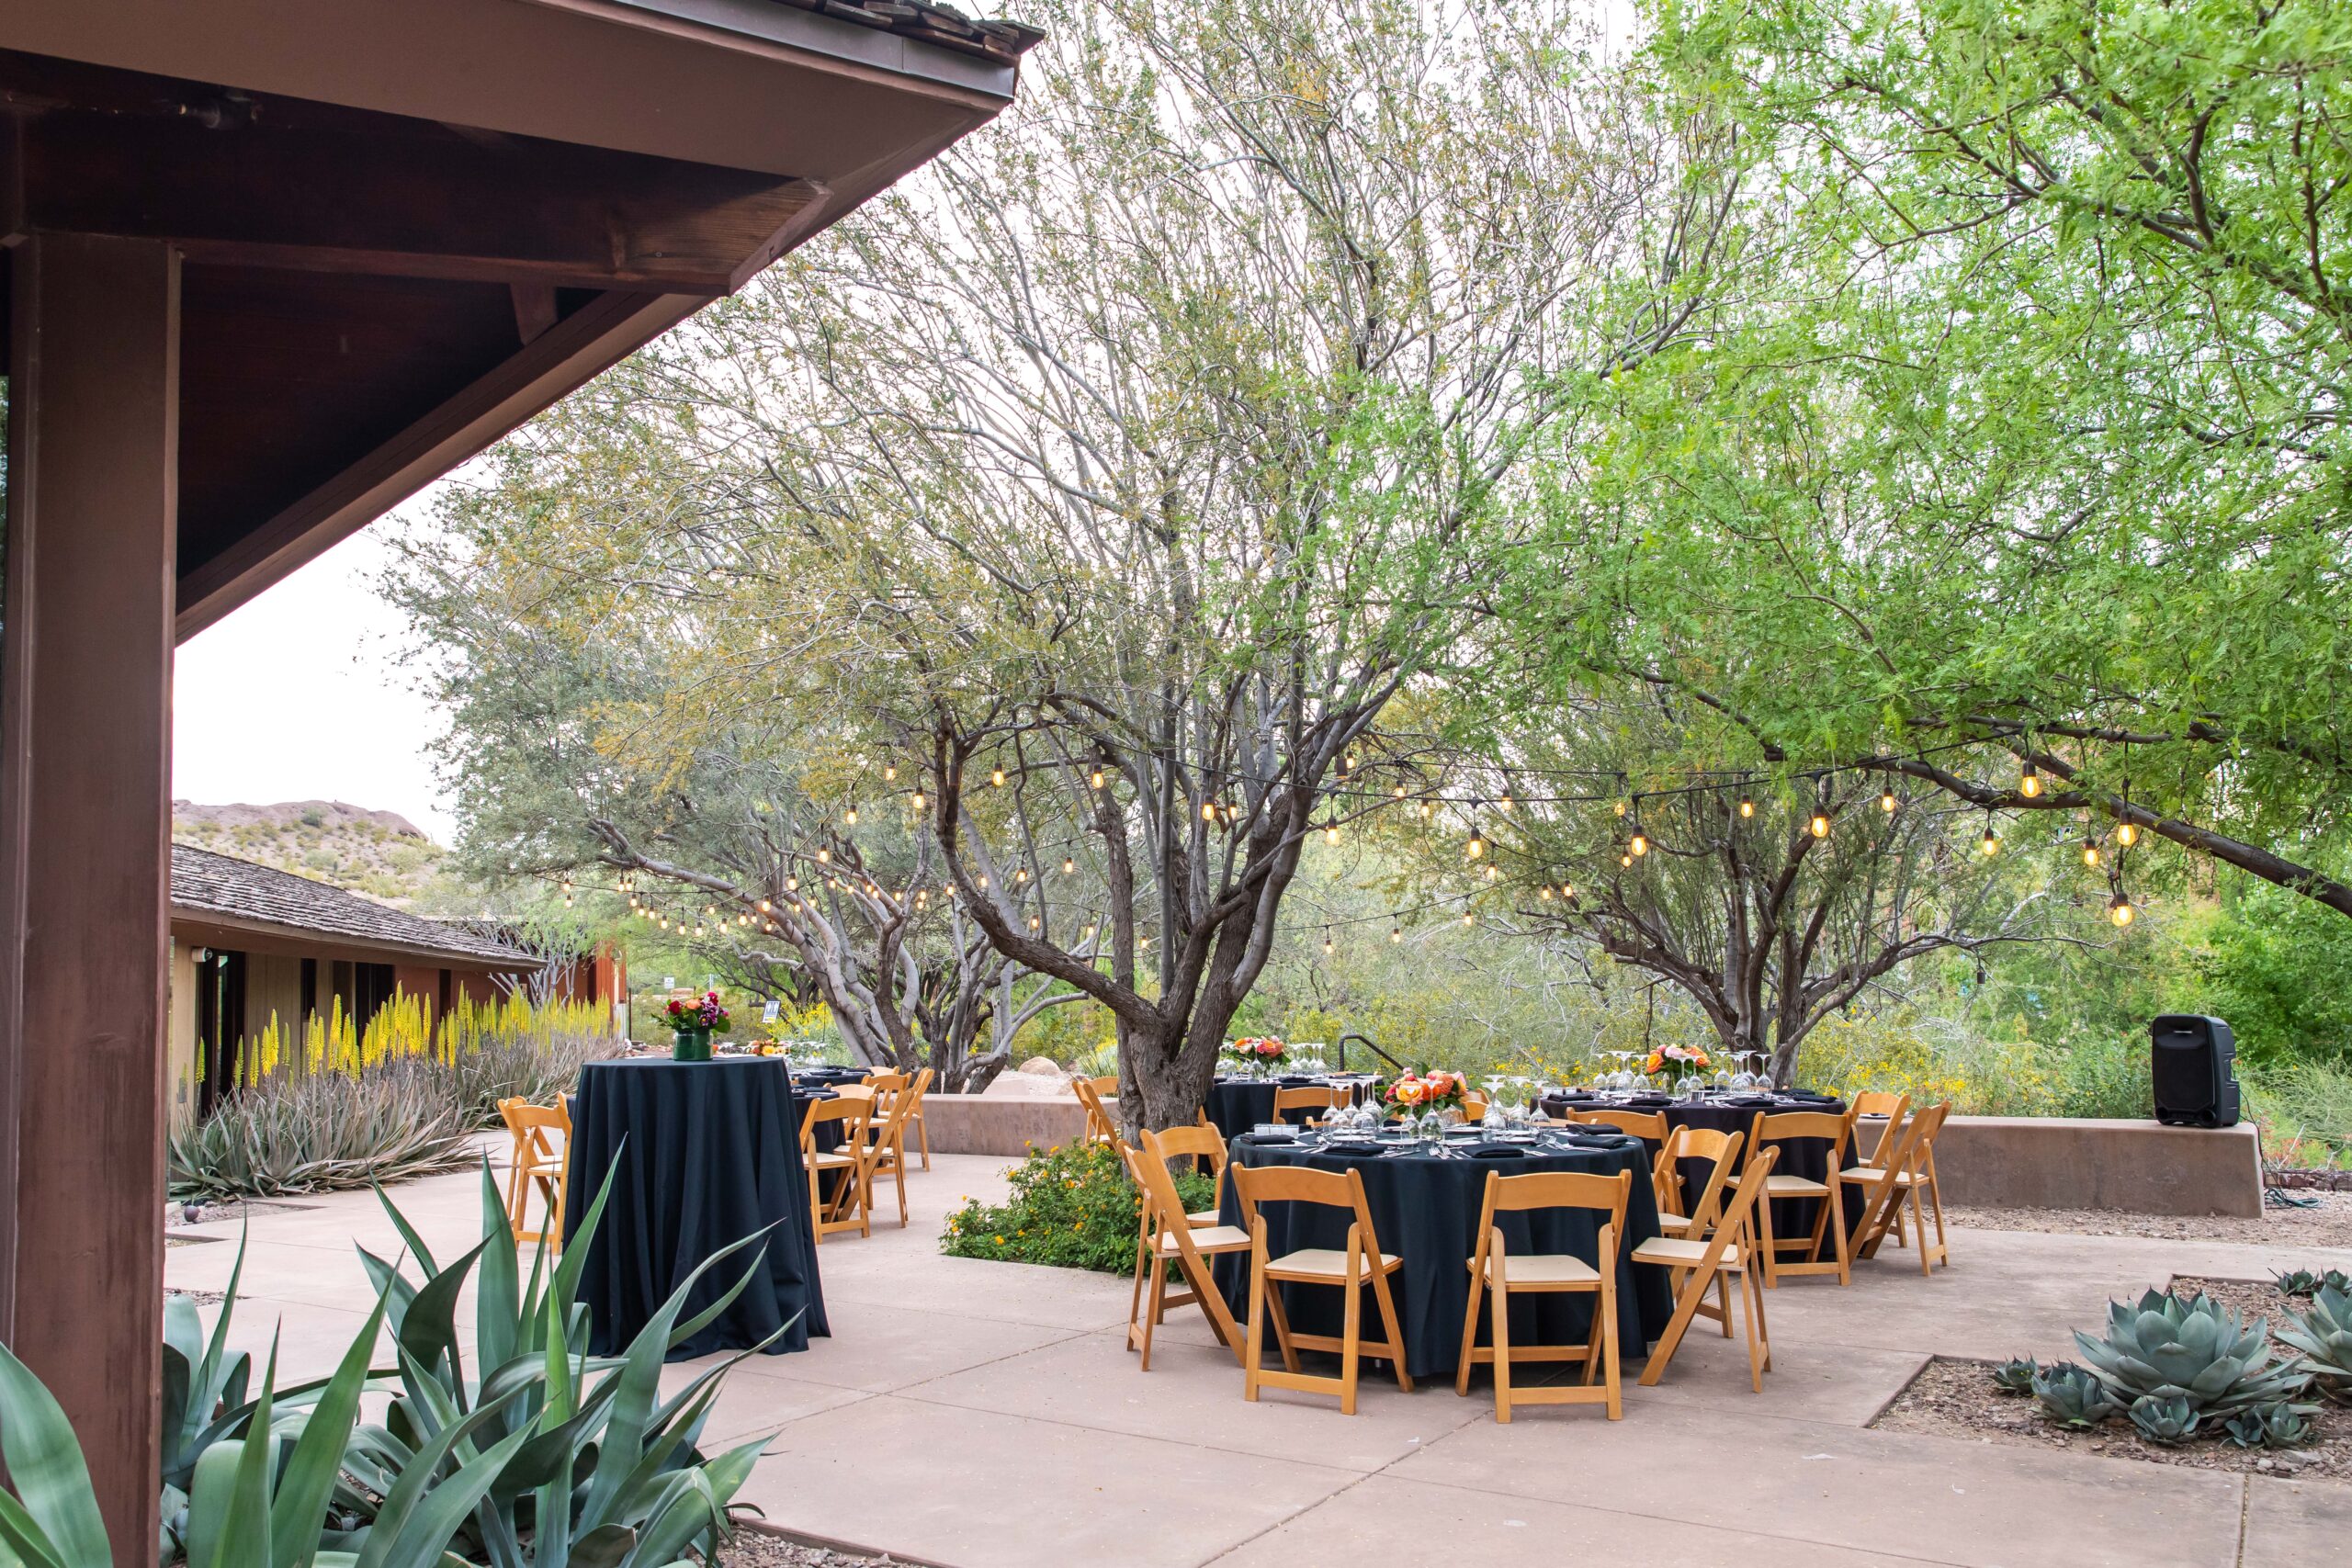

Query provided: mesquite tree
[442,0,1730,1128]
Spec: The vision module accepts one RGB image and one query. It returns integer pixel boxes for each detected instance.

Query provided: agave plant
[2222,1402,2316,1450]
[1989,1357,2040,1394]
[168,1065,476,1199]
[2273,1268,2352,1299]
[2030,1362,2119,1429]
[2074,1288,2314,1418]
[331,1161,780,1566]
[2127,1393,2199,1445]
[2277,1284,2352,1405]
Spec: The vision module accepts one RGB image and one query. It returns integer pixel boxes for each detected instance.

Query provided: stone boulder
[1015,1056,1067,1077]
[982,1069,1077,1099]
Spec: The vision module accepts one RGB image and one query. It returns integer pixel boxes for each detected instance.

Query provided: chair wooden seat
[1186,1207,1222,1226]
[1263,1246,1403,1280]
[1656,1213,1697,1236]
[1455,1167,1632,1422]
[1764,1172,1832,1197]
[1633,1234,1743,1269]
[1158,1224,1250,1255]
[1845,1166,1918,1186]
[807,1149,859,1171]
[1745,1108,1858,1287]
[1474,1252,1600,1286]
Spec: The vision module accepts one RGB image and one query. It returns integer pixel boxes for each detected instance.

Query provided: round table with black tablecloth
[1539,1089,1864,1238]
[1205,1076,1368,1140]
[564,1057,828,1360]
[1213,1132,1672,1382]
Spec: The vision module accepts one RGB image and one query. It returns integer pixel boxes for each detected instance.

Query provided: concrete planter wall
[926,1094,2265,1217]
[1853,1114,2263,1217]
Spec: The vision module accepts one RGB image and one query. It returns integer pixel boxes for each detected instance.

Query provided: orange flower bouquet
[1644,1044,1710,1078]
[1384,1069,1468,1118]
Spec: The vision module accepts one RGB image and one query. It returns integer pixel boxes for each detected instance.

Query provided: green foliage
[167,1066,477,1200]
[2030,1363,2119,1430]
[2273,1269,2352,1300]
[2276,1285,2352,1405]
[942,1143,1213,1275]
[1988,1358,2039,1395]
[2222,1403,2316,1450]
[2126,1394,2200,1446]
[2197,882,2352,1069]
[2074,1289,2315,1419]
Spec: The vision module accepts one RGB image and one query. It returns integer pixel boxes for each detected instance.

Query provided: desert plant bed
[1874,1276,2352,1483]
[1942,1190,2352,1247]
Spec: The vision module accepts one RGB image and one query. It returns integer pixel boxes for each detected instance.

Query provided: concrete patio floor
[164,1152,2351,1568]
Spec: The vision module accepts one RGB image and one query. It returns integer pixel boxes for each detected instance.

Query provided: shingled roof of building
[170,844,536,968]
[770,0,1043,62]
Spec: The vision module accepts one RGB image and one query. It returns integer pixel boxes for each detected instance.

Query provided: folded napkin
[1781,1090,1838,1103]
[1623,1095,1672,1108]
[1724,1095,1779,1109]
[1237,1130,1298,1145]
[1466,1145,1532,1160]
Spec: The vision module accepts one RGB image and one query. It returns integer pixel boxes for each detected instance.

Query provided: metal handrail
[1336,1031,1402,1076]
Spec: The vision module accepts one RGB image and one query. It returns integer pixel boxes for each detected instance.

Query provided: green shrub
[942,1141,1215,1274]
[166,1065,476,1199]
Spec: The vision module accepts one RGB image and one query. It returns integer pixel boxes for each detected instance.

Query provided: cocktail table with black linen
[565,1057,829,1359]
[1539,1089,1861,1235]
[1214,1129,1671,1382]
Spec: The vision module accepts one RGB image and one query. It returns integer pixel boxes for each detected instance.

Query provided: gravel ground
[164,1197,313,1229]
[1875,1277,2352,1483]
[704,1533,899,1567]
[1947,1189,2352,1248]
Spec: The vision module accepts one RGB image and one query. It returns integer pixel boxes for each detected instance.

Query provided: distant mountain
[171,800,446,908]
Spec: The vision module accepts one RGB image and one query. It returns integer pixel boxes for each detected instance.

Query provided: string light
[1809,809,1830,840]
[760,898,772,912]
[1393,784,1408,799]
[1202,800,1218,823]
[2109,890,2135,927]
[911,790,926,812]
[815,848,831,865]
[2019,761,2041,798]
[1027,916,1041,931]
[1880,785,1898,813]
[843,807,858,827]
[1063,855,1077,874]
[1091,768,1106,789]
[1322,931,1335,955]
[785,874,799,891]
[1737,795,1755,819]
[991,767,1007,787]
[1390,925,1402,943]
[2117,772,2139,846]
[2082,837,2100,868]
[1464,817,1486,859]
[1419,801,1433,820]
[1324,822,1340,845]
[1979,810,2000,857]
[1014,865,1030,883]
[1461,909,1474,926]
[1538,886,1554,901]
[884,763,897,782]
[1485,863,1499,881]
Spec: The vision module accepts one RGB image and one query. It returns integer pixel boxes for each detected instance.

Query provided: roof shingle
[170,844,537,968]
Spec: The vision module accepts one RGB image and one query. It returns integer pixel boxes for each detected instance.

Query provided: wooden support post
[0,232,179,1562]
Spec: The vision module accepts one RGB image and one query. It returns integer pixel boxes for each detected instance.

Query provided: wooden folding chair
[1272,1085,1336,1125]
[1232,1163,1414,1414]
[801,1089,876,1241]
[1143,1122,1227,1225]
[1653,1126,1743,1243]
[1849,1103,1951,1272]
[1747,1109,1856,1287]
[1125,1132,1252,1370]
[497,1097,570,1248]
[1848,1089,1913,1241]
[1633,1145,1778,1392]
[1561,1108,1669,1142]
[1455,1167,1633,1422]
[861,1068,930,1227]
[1458,1093,1489,1124]
[1071,1074,1122,1144]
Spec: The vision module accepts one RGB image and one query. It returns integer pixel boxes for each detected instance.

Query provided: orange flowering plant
[1384,1069,1468,1115]
[1220,1036,1288,1069]
[1644,1044,1709,1077]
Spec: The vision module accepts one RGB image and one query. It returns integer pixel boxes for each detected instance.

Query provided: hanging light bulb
[1324,822,1340,845]
[2109,891,2135,927]
[2117,777,2138,845]
[1461,909,1475,926]
[1538,886,1554,901]
[1485,863,1499,881]
[785,874,799,891]
[1809,810,1830,839]
[1390,925,1402,943]
[1393,784,1408,799]
[884,763,897,782]
[1091,767,1105,789]
[2082,838,2100,868]
[911,791,926,812]
[1737,795,1755,819]
[1880,785,1898,813]
[1498,792,1514,813]
[1562,884,1576,903]
[1620,852,1634,868]
[760,897,772,912]
[976,874,989,889]
[1014,865,1029,883]
[2020,761,2041,799]
[563,894,574,908]
[1419,801,1433,820]
[815,848,831,865]
[1322,931,1335,955]
[560,876,573,892]
[1027,916,1041,931]
[1464,822,1486,859]
[1614,797,1629,818]
[1627,795,1646,856]
[1980,813,2001,857]
[1082,923,1096,942]
[843,807,858,827]
[991,767,1006,787]
[1202,800,1218,823]
[1063,855,1077,874]
[2117,819,2139,847]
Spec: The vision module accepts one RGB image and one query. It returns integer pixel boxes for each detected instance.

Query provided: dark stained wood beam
[0,231,178,1562]
[11,100,825,291]
[175,287,707,639]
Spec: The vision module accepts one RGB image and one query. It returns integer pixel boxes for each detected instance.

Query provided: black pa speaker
[2151,1014,2239,1128]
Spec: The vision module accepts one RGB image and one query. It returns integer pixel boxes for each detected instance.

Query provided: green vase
[673,1026,713,1062]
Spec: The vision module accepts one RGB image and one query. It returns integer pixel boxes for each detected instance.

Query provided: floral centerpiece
[1221,1036,1288,1075]
[1644,1043,1709,1085]
[1384,1069,1469,1126]
[665,991,730,1061]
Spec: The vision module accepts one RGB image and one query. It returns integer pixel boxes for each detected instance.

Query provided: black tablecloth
[1540,1089,1861,1235]
[564,1058,828,1359]
[1214,1132,1672,1382]
[1205,1076,1372,1140]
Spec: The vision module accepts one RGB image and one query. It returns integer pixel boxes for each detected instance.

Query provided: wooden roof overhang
[0,0,1035,637]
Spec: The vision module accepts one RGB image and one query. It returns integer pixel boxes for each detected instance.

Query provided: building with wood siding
[168,844,621,1116]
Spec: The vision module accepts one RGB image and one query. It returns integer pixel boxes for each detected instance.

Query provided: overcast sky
[172,496,459,842]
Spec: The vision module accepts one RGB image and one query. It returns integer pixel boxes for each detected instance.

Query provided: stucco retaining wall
[1855,1114,2263,1218]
